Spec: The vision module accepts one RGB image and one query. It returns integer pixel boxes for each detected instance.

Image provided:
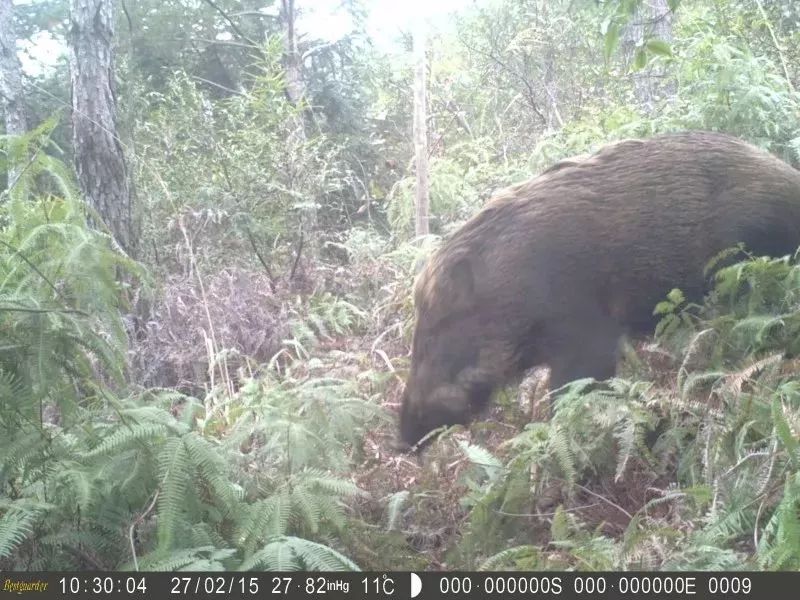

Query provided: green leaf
[667,288,686,305]
[550,506,569,542]
[646,39,672,57]
[459,441,503,482]
[0,503,48,559]
[633,48,648,71]
[623,0,640,17]
[772,396,799,468]
[603,23,621,63]
[385,491,409,531]
[653,301,675,315]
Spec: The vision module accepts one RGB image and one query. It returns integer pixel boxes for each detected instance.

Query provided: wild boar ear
[449,257,475,298]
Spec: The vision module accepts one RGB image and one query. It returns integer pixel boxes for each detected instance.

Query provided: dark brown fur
[399,132,800,448]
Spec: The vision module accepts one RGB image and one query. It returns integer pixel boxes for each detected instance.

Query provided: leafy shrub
[0,128,376,571]
[453,252,800,570]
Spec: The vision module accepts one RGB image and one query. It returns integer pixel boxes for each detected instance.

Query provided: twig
[244,228,277,293]
[543,85,564,127]
[120,0,133,34]
[302,41,338,61]
[753,498,765,550]
[757,437,780,496]
[371,322,403,355]
[177,215,233,398]
[372,348,397,374]
[267,347,292,375]
[200,0,259,48]
[719,450,771,481]
[190,76,246,97]
[0,239,66,303]
[574,482,634,520]
[458,33,547,124]
[190,37,260,50]
[2,129,49,200]
[494,503,602,519]
[0,305,88,316]
[151,239,160,266]
[129,490,160,572]
[288,228,304,282]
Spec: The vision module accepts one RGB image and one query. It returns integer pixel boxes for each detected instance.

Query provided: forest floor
[135,258,692,570]
[346,332,688,569]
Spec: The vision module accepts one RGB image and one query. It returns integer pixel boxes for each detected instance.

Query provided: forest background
[2,0,800,571]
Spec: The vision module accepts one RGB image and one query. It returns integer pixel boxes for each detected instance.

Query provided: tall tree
[280,0,318,255]
[412,20,429,238]
[280,0,304,106]
[0,0,26,183]
[68,0,135,255]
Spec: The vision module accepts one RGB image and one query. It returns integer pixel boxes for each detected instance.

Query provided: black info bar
[1,571,796,600]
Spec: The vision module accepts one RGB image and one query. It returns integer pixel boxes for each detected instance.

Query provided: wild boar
[399,131,800,449]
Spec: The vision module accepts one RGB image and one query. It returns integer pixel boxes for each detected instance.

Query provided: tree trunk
[413,21,429,238]
[68,0,135,256]
[624,0,674,112]
[279,0,317,259]
[281,0,304,106]
[0,0,26,184]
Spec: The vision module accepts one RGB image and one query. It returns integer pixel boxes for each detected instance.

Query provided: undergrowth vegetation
[0,127,386,569]
[3,0,800,574]
[445,254,800,571]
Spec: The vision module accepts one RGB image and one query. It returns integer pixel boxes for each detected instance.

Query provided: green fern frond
[680,371,726,397]
[459,441,504,482]
[703,500,755,543]
[550,505,570,543]
[271,491,291,537]
[239,536,298,571]
[549,426,577,485]
[478,545,540,570]
[237,497,277,552]
[1,429,51,470]
[313,494,347,531]
[53,464,93,511]
[283,537,359,571]
[662,545,744,570]
[177,548,238,572]
[771,397,799,468]
[184,433,242,507]
[290,486,321,535]
[84,423,169,458]
[385,491,409,531]
[136,546,236,571]
[614,416,637,482]
[0,501,50,559]
[157,437,191,550]
[298,469,363,497]
[238,491,293,555]
[240,536,359,571]
[757,473,800,570]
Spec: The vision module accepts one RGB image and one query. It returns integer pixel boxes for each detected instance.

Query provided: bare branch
[200,0,259,48]
[245,228,278,293]
[190,37,260,50]
[191,75,246,97]
[288,228,304,282]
